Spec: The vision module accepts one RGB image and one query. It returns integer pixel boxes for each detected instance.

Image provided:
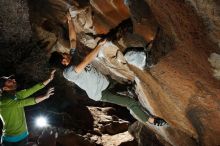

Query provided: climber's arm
[74,39,106,73]
[67,12,76,49]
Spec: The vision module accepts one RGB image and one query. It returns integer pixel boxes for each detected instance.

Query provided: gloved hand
[153,117,167,126]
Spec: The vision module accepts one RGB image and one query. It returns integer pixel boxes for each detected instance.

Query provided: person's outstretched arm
[16,70,56,99]
[35,87,54,103]
[42,69,56,86]
[67,12,76,49]
[74,39,106,73]
[1,87,54,108]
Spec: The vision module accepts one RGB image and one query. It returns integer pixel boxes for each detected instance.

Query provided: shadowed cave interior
[0,0,220,146]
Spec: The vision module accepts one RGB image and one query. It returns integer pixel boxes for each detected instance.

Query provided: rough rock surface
[1,0,220,146]
[80,1,220,145]
[32,107,136,146]
[0,0,32,43]
[0,0,33,75]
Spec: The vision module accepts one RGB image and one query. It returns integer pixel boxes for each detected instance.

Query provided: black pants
[2,137,28,146]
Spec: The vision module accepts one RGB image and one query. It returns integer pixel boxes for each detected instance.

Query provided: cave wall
[0,0,32,75]
[77,0,220,145]
[1,0,220,146]
[0,0,32,43]
[139,1,220,146]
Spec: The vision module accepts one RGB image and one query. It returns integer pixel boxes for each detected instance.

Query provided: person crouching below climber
[49,12,166,126]
[0,70,56,146]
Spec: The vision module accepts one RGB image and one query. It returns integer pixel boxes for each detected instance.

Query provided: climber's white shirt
[63,64,109,101]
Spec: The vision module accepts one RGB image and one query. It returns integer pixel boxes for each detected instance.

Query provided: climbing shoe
[153,117,167,126]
